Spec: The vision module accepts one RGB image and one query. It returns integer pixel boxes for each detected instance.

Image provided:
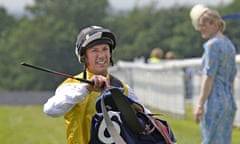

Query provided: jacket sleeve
[43,83,89,117]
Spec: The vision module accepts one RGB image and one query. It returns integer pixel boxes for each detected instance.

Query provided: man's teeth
[97,61,105,64]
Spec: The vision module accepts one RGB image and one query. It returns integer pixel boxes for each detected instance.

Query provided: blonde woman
[190,4,237,144]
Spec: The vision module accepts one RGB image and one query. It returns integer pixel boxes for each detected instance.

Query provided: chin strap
[110,57,114,66]
[83,64,87,79]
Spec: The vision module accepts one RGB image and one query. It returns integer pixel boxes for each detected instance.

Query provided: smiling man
[43,26,149,144]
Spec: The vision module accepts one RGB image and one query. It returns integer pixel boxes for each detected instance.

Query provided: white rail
[109,54,240,126]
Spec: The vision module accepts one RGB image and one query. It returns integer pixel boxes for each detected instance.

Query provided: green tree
[0,7,16,35]
[0,7,17,91]
[1,0,239,91]
[26,0,109,28]
[220,0,240,53]
[108,5,203,61]
[0,0,111,91]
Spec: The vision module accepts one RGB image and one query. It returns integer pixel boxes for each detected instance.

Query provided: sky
[0,0,233,16]
[0,0,34,14]
[109,0,233,10]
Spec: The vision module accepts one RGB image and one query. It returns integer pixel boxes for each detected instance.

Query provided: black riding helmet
[75,26,116,79]
[75,26,116,63]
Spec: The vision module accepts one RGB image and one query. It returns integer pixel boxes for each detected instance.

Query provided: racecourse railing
[109,55,240,127]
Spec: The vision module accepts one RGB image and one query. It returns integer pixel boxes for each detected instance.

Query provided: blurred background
[0,0,239,90]
[0,0,239,143]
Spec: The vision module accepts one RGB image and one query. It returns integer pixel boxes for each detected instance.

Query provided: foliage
[26,0,109,28]
[0,0,110,90]
[219,0,240,53]
[0,16,77,90]
[0,7,16,35]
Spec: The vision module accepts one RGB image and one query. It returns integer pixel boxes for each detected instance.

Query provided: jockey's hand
[86,75,110,92]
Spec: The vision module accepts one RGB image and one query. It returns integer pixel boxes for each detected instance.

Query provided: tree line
[0,0,239,91]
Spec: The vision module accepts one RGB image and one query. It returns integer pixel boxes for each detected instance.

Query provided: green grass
[0,105,239,144]
[0,106,66,144]
[150,104,240,144]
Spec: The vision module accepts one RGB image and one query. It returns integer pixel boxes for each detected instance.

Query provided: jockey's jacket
[62,71,128,144]
[44,70,149,144]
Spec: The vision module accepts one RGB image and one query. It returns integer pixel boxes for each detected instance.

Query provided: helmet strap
[83,63,87,79]
[110,56,114,66]
[80,56,86,63]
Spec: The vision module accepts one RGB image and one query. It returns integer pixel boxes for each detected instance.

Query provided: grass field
[0,105,239,144]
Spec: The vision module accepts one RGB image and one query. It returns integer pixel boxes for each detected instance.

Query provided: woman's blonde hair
[199,9,226,32]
